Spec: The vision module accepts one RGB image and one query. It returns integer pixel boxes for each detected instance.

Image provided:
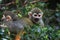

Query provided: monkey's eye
[34,14,37,16]
[38,15,41,17]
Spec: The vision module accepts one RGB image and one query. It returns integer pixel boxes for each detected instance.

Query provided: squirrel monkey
[1,8,44,40]
[1,11,33,40]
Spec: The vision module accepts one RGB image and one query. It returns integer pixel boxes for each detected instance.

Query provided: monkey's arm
[39,19,44,27]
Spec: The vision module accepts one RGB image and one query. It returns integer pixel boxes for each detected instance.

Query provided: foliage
[0,25,60,40]
[22,25,60,40]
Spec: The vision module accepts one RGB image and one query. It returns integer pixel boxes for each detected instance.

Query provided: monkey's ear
[1,15,6,20]
[28,12,32,16]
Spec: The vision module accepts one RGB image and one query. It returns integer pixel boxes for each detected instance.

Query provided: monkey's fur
[2,10,33,33]
[1,8,44,40]
[2,11,33,40]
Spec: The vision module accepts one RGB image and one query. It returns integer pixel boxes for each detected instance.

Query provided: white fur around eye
[34,13,37,14]
[38,14,43,18]
[33,13,37,17]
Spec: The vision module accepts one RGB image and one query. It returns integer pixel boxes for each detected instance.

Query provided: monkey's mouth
[34,18,39,22]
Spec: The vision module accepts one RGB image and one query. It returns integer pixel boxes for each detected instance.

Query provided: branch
[0,1,15,7]
[30,0,40,4]
[5,1,15,6]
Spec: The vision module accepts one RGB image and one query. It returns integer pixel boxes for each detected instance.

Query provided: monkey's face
[1,15,12,22]
[28,8,43,24]
[32,13,43,23]
[28,12,43,23]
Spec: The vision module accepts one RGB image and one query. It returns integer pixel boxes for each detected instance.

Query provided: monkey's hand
[39,19,44,27]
